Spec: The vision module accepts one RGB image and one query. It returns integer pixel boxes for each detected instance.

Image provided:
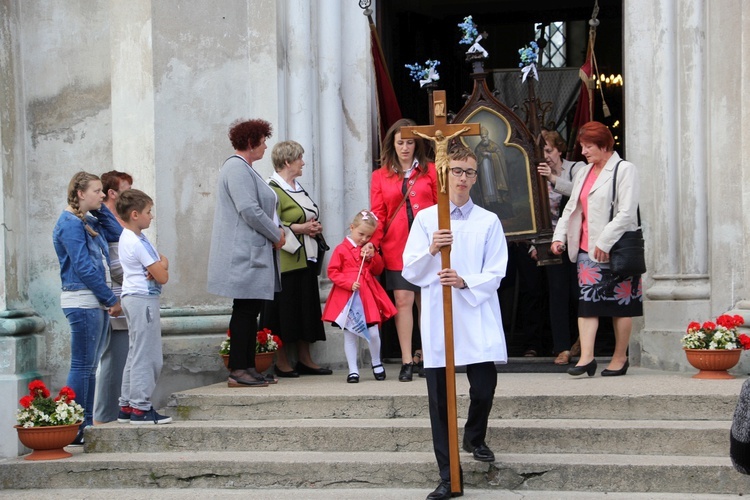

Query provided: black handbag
[314,234,330,276]
[608,160,646,276]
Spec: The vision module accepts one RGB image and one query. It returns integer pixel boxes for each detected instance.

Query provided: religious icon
[474,125,512,216]
[459,108,536,235]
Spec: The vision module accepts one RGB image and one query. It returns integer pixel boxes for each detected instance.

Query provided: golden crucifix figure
[411,127,471,193]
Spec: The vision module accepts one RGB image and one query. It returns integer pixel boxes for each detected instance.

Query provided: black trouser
[546,252,579,353]
[511,243,546,353]
[425,361,497,481]
[228,298,264,370]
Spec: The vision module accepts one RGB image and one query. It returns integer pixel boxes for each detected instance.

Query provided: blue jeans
[63,307,110,428]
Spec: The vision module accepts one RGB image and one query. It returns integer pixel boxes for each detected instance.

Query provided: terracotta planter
[14,423,80,460]
[221,351,276,373]
[683,348,742,379]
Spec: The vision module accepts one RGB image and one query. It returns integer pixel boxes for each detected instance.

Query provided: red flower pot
[14,423,80,460]
[683,348,742,379]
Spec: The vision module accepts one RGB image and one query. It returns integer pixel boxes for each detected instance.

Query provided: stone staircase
[1,368,749,497]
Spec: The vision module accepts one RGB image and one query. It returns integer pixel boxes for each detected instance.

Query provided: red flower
[226,328,231,338]
[28,380,50,398]
[273,335,283,348]
[257,330,269,344]
[733,315,745,328]
[19,395,34,408]
[55,386,76,402]
[701,321,716,331]
[716,315,738,329]
[739,334,750,351]
[686,322,701,333]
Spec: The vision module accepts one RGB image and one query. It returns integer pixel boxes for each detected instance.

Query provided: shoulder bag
[608,160,646,276]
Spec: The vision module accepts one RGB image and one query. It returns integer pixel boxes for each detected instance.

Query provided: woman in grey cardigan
[208,118,285,387]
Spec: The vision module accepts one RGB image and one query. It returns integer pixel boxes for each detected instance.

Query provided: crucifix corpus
[400,90,481,494]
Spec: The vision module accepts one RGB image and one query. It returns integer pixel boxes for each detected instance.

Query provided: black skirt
[384,269,420,293]
[576,252,643,318]
[261,261,326,343]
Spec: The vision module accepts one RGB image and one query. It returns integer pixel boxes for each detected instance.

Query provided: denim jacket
[53,204,123,307]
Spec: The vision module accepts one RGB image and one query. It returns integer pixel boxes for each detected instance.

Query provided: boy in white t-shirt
[115,189,172,424]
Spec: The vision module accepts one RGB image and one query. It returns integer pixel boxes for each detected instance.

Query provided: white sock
[344,331,359,375]
[368,326,384,373]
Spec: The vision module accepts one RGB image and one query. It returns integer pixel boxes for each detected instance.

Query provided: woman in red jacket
[370,118,438,381]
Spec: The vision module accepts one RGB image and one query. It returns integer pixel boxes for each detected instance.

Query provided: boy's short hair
[116,189,153,221]
[448,145,477,162]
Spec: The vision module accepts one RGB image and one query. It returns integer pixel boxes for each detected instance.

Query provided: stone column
[627,0,750,370]
[0,0,49,458]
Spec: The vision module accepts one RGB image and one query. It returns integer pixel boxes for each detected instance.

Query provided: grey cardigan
[207,155,281,299]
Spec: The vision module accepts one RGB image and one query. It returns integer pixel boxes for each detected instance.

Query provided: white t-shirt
[119,228,161,297]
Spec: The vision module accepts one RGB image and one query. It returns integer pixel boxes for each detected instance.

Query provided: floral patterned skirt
[576,252,643,318]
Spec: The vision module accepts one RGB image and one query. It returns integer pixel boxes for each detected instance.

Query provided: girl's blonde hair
[351,209,378,229]
[67,171,101,237]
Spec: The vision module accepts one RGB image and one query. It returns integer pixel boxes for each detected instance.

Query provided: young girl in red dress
[322,210,397,383]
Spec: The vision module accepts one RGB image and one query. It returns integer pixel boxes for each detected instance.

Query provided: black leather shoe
[567,358,597,377]
[398,362,414,382]
[426,479,463,499]
[372,364,386,381]
[347,373,360,383]
[274,366,299,378]
[462,438,495,462]
[295,362,333,375]
[601,359,629,377]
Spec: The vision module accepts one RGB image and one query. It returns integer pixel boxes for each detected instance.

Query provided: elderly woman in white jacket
[551,121,642,378]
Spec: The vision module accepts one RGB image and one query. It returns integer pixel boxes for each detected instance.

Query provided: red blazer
[370,162,438,270]
[321,240,397,326]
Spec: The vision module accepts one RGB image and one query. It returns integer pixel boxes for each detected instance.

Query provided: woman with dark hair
[208,118,285,387]
[370,118,438,381]
[551,121,642,377]
[262,140,331,377]
[53,171,123,444]
[535,130,585,365]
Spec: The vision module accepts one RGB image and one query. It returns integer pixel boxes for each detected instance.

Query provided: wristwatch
[460,278,468,289]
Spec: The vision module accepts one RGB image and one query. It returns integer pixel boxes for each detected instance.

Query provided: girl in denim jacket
[52,171,122,444]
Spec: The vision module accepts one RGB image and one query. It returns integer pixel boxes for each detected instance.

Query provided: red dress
[370,162,438,271]
[321,239,398,326]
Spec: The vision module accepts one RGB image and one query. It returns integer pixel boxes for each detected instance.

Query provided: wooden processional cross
[400,90,481,494]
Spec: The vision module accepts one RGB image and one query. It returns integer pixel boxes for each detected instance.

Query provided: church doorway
[375,0,624,365]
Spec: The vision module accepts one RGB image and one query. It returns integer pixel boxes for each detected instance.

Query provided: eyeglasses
[450,167,478,178]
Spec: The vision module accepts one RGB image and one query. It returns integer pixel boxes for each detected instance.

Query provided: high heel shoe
[567,358,597,377]
[398,362,414,382]
[601,359,629,377]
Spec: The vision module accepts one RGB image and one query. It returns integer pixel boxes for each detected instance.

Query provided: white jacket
[552,151,640,263]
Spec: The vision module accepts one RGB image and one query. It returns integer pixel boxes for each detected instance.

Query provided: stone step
[166,382,739,421]
[0,450,746,494]
[0,489,744,500]
[84,418,731,457]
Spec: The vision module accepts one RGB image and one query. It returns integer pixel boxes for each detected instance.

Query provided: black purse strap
[609,159,641,226]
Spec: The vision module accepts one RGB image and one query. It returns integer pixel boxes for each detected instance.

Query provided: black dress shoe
[398,362,414,382]
[347,373,360,383]
[601,359,629,377]
[426,479,463,499]
[274,366,299,378]
[372,364,386,381]
[567,358,597,377]
[462,438,495,462]
[295,362,333,375]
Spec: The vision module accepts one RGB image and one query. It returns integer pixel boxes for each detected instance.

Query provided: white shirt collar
[270,171,301,192]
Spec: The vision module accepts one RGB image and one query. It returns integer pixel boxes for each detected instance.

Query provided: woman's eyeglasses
[450,167,478,178]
